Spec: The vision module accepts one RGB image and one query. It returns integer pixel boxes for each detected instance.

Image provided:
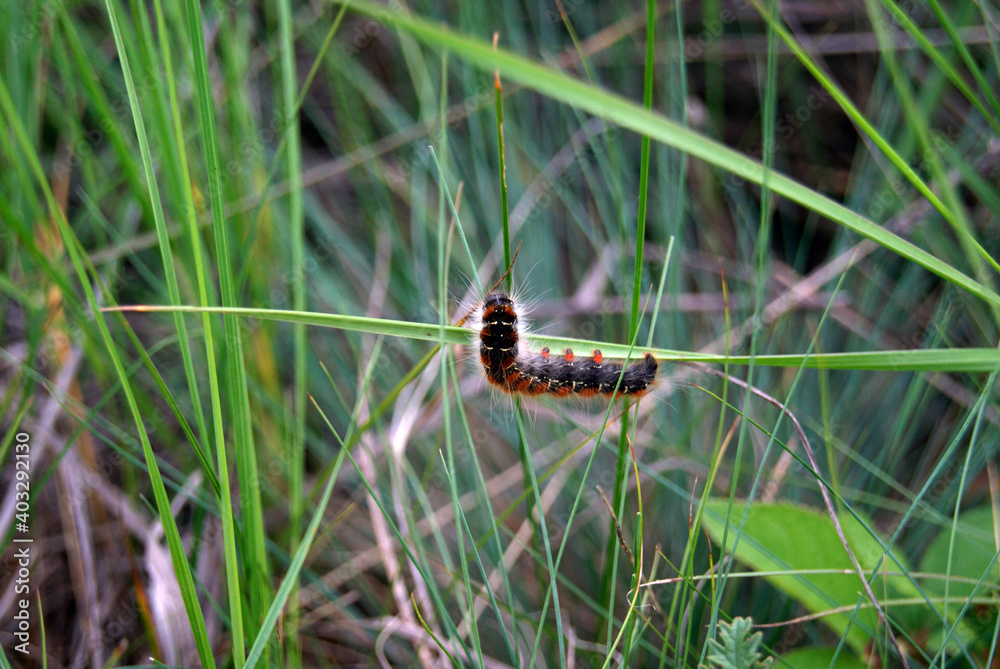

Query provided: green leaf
[777,647,869,669]
[705,617,774,669]
[702,500,917,656]
[920,505,1000,601]
[916,504,999,654]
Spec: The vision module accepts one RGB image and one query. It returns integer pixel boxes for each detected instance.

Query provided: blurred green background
[1,0,999,667]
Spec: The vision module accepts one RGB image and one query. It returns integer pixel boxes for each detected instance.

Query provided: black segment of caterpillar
[478,292,658,397]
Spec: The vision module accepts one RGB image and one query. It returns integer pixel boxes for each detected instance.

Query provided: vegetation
[1,0,998,667]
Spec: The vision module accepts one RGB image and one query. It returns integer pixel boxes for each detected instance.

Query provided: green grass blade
[276,0,306,663]
[753,0,1000,279]
[878,0,1000,136]
[102,0,219,497]
[108,304,1000,372]
[182,0,255,659]
[0,72,218,669]
[337,0,1000,311]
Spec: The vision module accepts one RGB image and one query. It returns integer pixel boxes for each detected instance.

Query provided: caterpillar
[478,292,658,397]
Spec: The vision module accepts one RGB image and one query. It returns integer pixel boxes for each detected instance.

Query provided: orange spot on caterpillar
[541,347,549,358]
[564,348,574,362]
[592,349,603,364]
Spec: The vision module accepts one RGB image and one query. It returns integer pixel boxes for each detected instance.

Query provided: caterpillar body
[478,292,658,397]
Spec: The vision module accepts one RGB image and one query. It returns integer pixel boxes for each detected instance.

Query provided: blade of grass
[705,0,783,658]
[183,0,262,658]
[0,72,218,669]
[516,409,567,669]
[446,361,520,663]
[862,0,997,328]
[106,304,1000,372]
[752,0,1000,280]
[101,0,219,500]
[244,337,383,669]
[336,0,1000,310]
[276,0,306,663]
[435,46,486,667]
[925,0,1000,128]
[53,9,154,226]
[493,38,512,288]
[878,0,1000,136]
[604,0,657,649]
[330,393,475,664]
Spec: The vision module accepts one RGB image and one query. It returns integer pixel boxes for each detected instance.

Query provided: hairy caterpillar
[478,292,658,397]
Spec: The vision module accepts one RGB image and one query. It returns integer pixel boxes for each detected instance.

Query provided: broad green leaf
[920,505,1000,600]
[702,500,915,656]
[778,647,869,669]
[916,505,999,654]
